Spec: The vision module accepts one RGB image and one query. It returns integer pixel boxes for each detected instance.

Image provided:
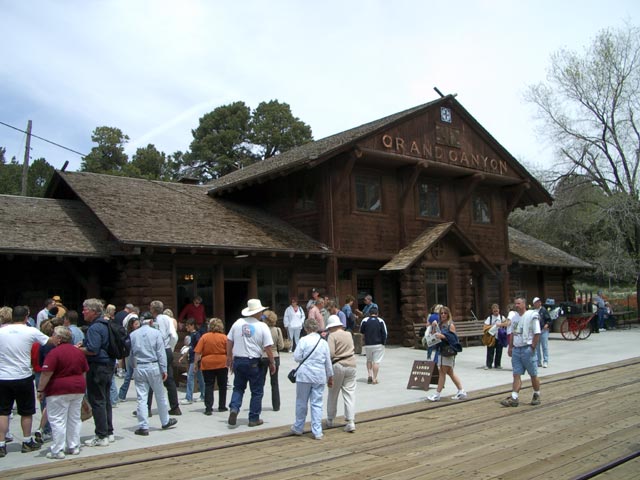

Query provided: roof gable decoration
[206,96,551,209]
[380,222,497,275]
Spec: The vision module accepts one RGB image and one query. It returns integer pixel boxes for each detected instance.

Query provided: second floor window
[418,183,440,217]
[472,193,492,224]
[355,174,382,212]
[294,178,316,211]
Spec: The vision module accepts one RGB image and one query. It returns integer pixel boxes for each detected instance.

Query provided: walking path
[2,327,638,473]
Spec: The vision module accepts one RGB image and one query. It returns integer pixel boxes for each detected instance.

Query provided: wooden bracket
[455,173,485,218]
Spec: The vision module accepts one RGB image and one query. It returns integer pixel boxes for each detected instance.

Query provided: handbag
[288,336,322,383]
[81,396,93,422]
[440,343,458,357]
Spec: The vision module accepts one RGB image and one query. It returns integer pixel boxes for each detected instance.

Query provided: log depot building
[0,96,590,344]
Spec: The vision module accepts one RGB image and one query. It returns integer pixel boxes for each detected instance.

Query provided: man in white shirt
[501,297,542,407]
[0,306,55,457]
[150,300,180,416]
[226,299,275,427]
[36,298,55,329]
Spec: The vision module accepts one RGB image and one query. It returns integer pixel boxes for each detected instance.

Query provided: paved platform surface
[1,327,638,472]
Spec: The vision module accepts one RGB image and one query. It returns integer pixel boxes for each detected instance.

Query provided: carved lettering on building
[381,134,509,176]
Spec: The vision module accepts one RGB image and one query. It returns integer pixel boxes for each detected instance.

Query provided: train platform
[1,326,638,475]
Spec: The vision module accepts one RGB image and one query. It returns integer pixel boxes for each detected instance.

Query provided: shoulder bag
[288,336,322,383]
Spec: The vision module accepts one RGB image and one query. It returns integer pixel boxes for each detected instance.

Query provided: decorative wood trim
[455,173,485,219]
[400,161,428,205]
[505,182,531,213]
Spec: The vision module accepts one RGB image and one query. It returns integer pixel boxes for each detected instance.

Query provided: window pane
[472,195,491,224]
[294,178,316,211]
[355,175,382,212]
[418,183,440,217]
[426,269,448,308]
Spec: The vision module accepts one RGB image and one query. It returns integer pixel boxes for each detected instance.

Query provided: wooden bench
[612,310,636,330]
[413,319,485,348]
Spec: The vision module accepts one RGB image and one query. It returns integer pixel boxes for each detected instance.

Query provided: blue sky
[1,0,638,173]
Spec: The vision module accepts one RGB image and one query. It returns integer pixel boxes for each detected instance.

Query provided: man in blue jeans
[226,299,275,427]
[79,298,115,447]
[532,297,551,368]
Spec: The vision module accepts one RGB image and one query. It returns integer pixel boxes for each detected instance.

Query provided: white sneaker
[108,434,115,443]
[344,422,356,433]
[66,447,80,455]
[46,451,66,460]
[290,426,303,436]
[180,399,193,405]
[427,393,441,402]
[325,419,334,428]
[451,390,468,400]
[84,436,109,447]
[543,362,548,368]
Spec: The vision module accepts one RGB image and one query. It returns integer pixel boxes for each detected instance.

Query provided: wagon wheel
[560,318,579,340]
[578,317,593,340]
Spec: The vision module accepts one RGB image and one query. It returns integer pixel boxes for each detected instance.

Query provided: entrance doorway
[224,281,249,332]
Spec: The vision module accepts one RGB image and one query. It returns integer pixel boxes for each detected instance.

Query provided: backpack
[106,319,131,359]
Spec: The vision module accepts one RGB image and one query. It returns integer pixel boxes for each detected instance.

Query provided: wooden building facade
[0,96,590,343]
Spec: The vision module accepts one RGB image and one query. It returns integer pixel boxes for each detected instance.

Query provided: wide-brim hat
[242,299,268,317]
[325,314,343,330]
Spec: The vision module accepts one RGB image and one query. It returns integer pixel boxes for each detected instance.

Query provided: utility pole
[21,120,32,196]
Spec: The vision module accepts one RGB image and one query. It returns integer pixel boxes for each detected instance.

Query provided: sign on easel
[407,360,439,390]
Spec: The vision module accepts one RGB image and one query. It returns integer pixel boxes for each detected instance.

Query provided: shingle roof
[0,195,111,257]
[380,222,497,274]
[53,171,329,254]
[380,223,453,271]
[508,227,592,269]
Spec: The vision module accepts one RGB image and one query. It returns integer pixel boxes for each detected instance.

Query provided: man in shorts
[359,307,387,384]
[501,297,541,407]
[0,305,56,457]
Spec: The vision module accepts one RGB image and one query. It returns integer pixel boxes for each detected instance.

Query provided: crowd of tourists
[0,289,562,461]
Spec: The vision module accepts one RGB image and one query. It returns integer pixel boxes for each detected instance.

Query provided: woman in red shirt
[38,326,89,459]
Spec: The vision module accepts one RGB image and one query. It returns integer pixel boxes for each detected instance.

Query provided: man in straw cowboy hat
[226,299,275,427]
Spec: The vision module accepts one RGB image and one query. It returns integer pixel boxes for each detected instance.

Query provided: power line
[0,120,87,157]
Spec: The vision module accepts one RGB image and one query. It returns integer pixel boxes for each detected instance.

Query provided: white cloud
[1,0,638,171]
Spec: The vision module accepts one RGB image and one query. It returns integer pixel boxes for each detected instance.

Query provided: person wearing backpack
[79,298,116,447]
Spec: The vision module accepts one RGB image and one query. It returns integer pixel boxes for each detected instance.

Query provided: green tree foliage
[0,150,55,197]
[0,152,22,195]
[185,100,313,181]
[81,126,130,173]
[525,24,640,283]
[26,158,55,197]
[250,100,313,159]
[184,101,254,180]
[127,144,167,180]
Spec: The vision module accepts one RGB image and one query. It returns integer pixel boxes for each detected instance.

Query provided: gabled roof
[207,96,552,207]
[0,195,111,257]
[46,171,329,254]
[380,222,497,274]
[508,227,592,269]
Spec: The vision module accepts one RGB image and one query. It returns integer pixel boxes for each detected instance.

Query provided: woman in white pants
[283,298,305,352]
[290,317,333,440]
[325,315,357,432]
[38,326,89,459]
